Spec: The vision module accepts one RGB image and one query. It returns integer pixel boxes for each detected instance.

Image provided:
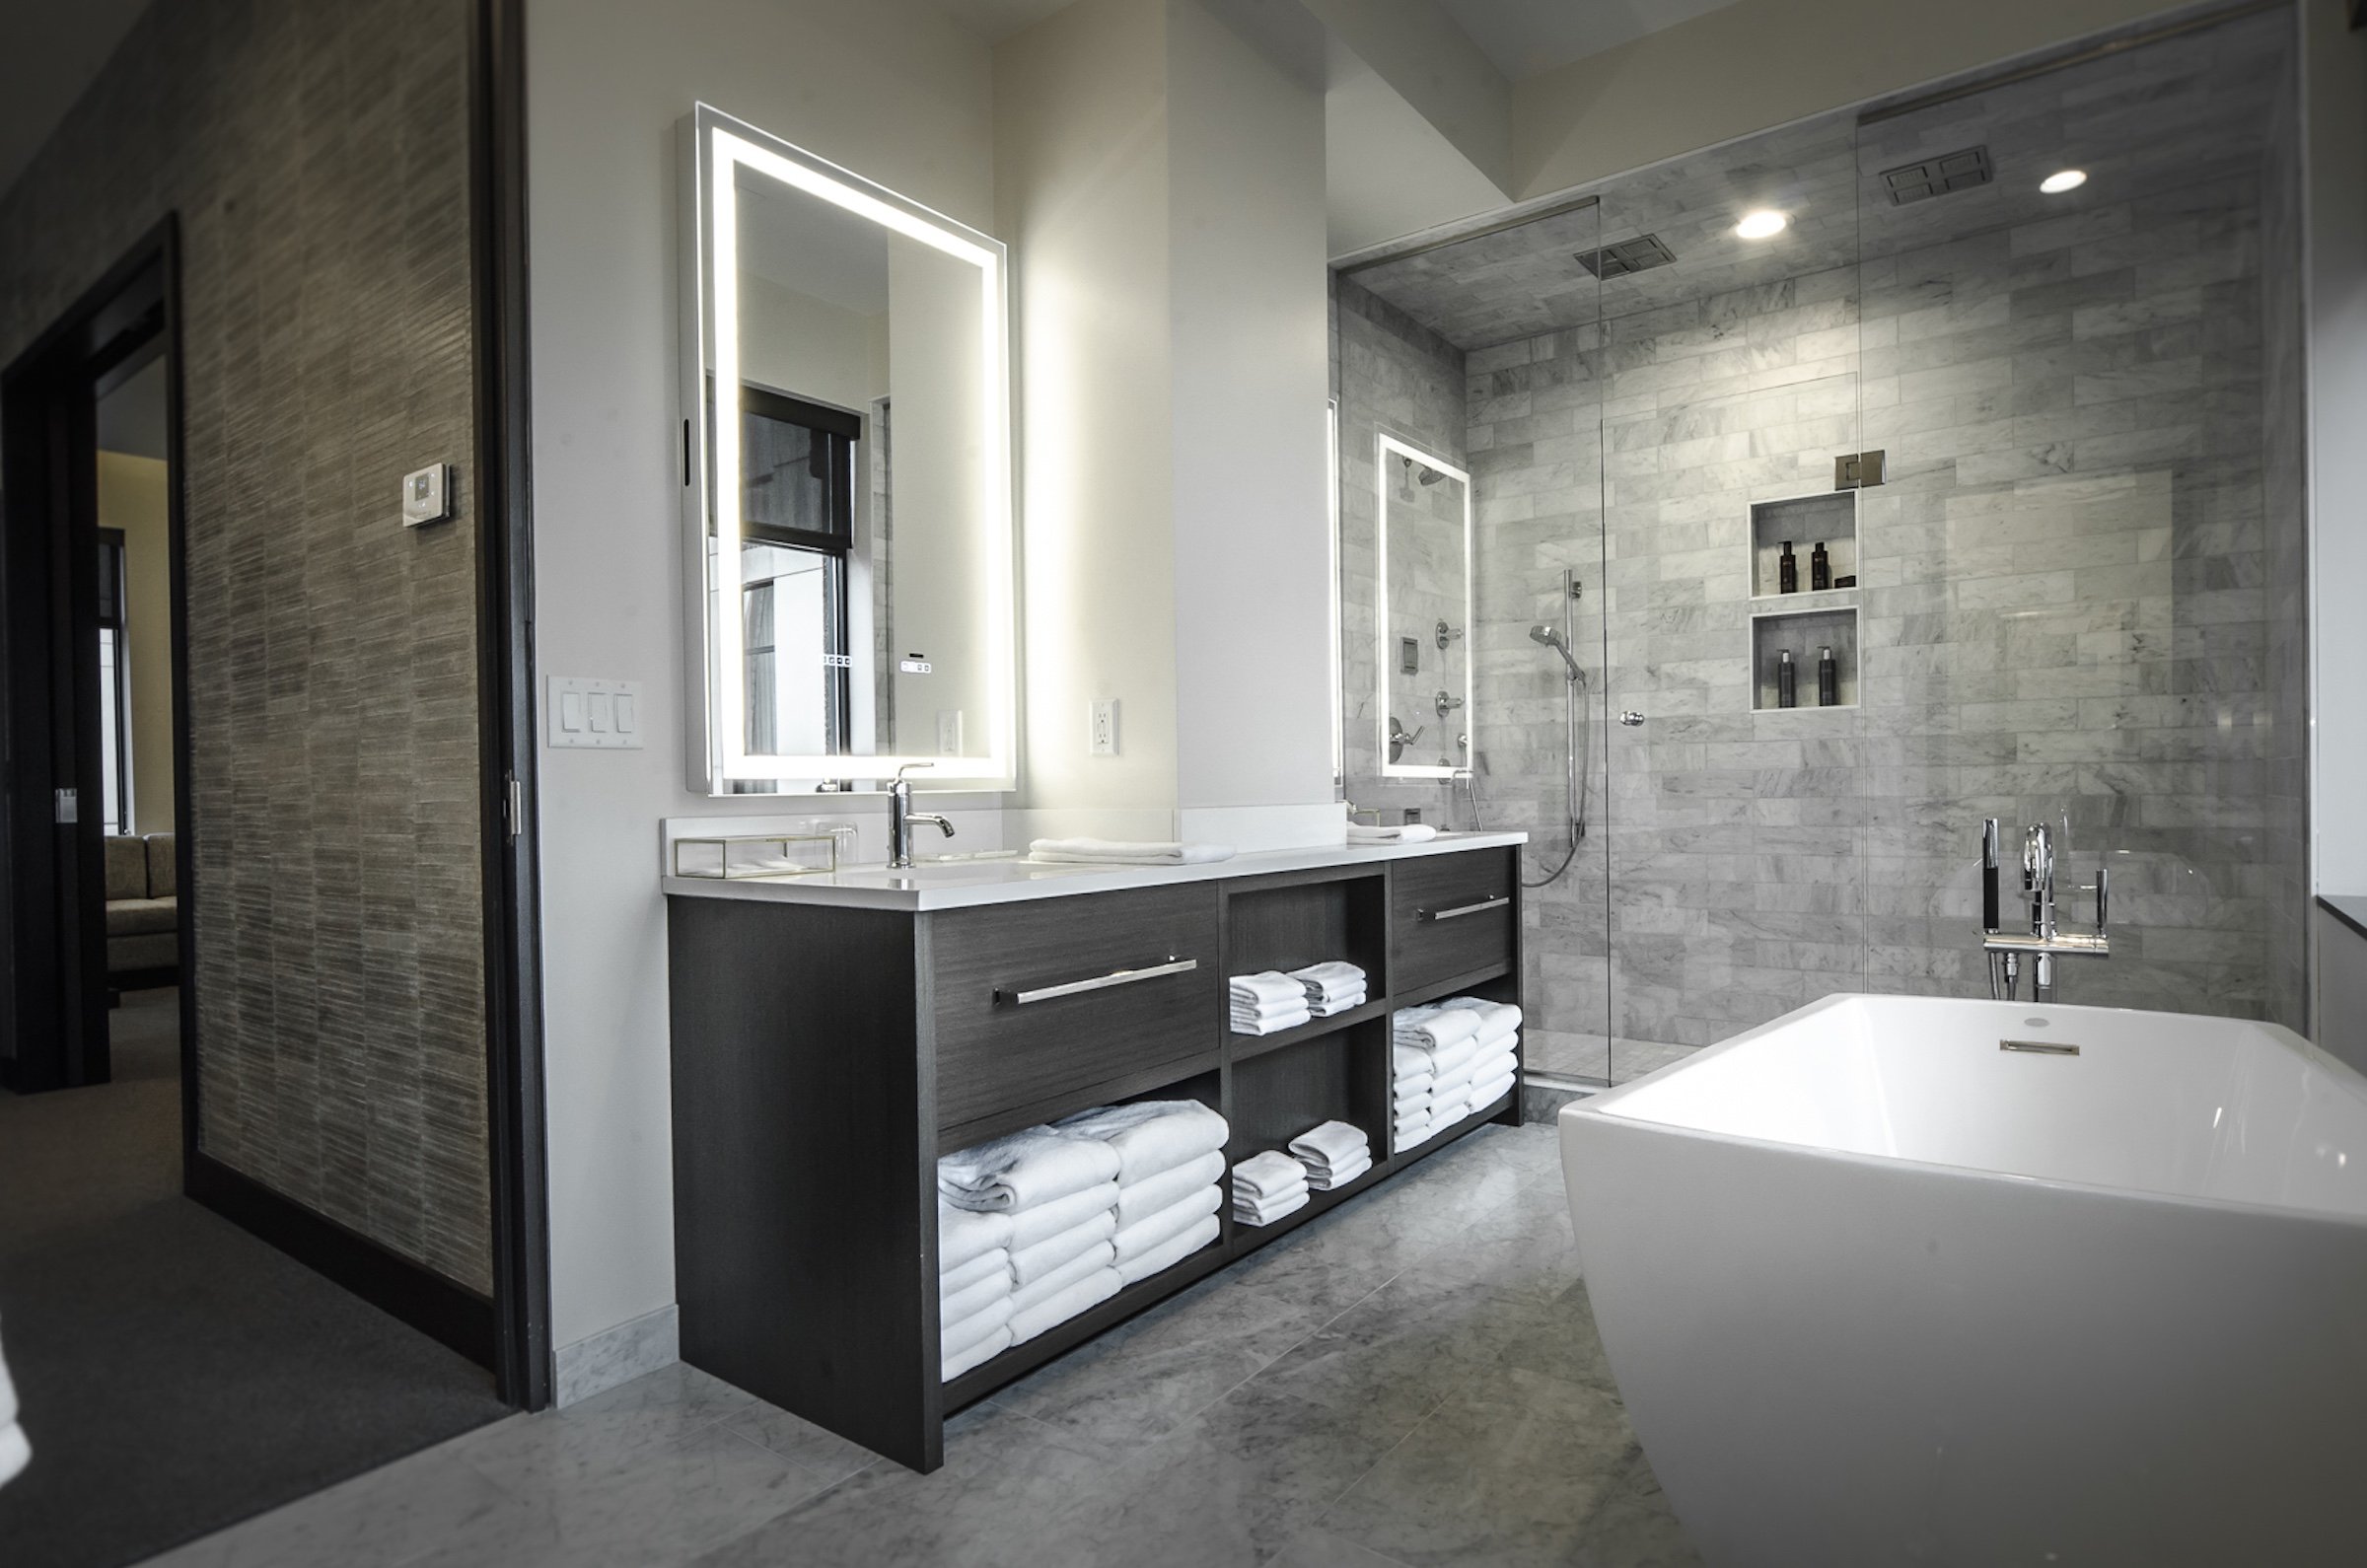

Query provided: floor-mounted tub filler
[1559,994,2367,1568]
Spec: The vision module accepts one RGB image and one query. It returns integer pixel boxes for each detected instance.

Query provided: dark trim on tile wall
[469,0,553,1411]
[188,1153,497,1367]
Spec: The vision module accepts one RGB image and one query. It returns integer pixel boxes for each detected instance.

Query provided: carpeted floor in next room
[0,987,511,1568]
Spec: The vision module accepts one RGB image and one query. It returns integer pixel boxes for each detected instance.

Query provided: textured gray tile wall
[2259,56,2311,1033]
[0,0,492,1290]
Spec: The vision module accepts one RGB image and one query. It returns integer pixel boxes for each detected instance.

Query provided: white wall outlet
[548,677,644,749]
[937,709,964,755]
[1090,698,1118,756]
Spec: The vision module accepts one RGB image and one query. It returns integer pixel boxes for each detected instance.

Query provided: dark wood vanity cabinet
[667,843,1523,1473]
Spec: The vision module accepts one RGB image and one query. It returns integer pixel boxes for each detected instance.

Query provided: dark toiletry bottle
[1777,648,1798,708]
[1778,541,1799,595]
[1811,541,1830,591]
[1819,645,1837,707]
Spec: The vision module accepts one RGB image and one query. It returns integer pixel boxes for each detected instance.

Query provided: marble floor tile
[141,1443,518,1568]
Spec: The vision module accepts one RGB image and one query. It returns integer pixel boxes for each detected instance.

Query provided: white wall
[526,0,995,1360]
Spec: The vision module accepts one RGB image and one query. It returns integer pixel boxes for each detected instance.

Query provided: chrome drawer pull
[1418,895,1509,922]
[996,957,1198,1006]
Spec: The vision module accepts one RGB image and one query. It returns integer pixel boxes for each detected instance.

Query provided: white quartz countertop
[661,830,1529,911]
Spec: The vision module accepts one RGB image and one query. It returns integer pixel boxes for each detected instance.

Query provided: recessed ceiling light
[1734,209,1788,240]
[2041,169,2088,194]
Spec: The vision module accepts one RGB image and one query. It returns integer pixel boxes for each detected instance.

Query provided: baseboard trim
[553,1305,680,1405]
[186,1153,496,1370]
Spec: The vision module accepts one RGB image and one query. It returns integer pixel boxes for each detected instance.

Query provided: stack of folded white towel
[1052,1100,1229,1288]
[1438,995,1521,1109]
[1290,1119,1372,1191]
[936,1101,1231,1378]
[1346,821,1438,844]
[1231,970,1311,1035]
[1231,1150,1310,1226]
[1390,999,1522,1151]
[1289,961,1366,1018]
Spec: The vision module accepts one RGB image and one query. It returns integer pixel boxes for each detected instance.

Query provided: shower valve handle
[1618,711,1645,727]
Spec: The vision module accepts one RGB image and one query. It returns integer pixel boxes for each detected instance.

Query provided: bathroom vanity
[665,832,1525,1471]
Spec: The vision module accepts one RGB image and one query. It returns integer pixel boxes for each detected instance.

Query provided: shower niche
[1750,491,1857,600]
[1749,491,1858,712]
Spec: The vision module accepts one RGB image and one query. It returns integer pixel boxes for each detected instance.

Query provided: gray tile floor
[146,1123,1699,1568]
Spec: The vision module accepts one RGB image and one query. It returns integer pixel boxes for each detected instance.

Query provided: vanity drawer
[929,885,1221,1140]
[1390,848,1517,992]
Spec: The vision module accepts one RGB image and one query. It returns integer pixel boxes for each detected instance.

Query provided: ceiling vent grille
[1881,146,1993,204]
[1574,234,1677,279]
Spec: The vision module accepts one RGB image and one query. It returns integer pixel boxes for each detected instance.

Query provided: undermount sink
[821,858,1097,891]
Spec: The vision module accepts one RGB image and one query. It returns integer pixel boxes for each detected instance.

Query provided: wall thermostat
[402,463,456,528]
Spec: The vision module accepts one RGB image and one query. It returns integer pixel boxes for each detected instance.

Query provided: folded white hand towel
[1289,1120,1370,1171]
[1469,1069,1517,1108]
[1231,995,1311,1021]
[1116,1151,1227,1227]
[938,1247,1010,1297]
[942,1325,1011,1383]
[1289,961,1367,998]
[1119,1213,1220,1285]
[1231,1008,1312,1037]
[1347,822,1438,843]
[1007,1180,1121,1251]
[1393,1005,1483,1052]
[1233,1186,1310,1226]
[1231,1150,1308,1199]
[1308,990,1366,1019]
[1009,1209,1118,1286]
[1030,838,1236,865]
[1229,970,1306,1008]
[1431,1053,1484,1093]
[1437,996,1523,1038]
[1011,1240,1116,1315]
[937,1202,1016,1270]
[1308,1151,1372,1191]
[1392,1065,1436,1094]
[1464,1046,1517,1086]
[1112,1184,1221,1263]
[1392,1080,1434,1110]
[941,1294,1015,1358]
[939,1128,1121,1213]
[939,1267,1013,1326]
[1008,1267,1123,1344]
[1054,1100,1231,1184]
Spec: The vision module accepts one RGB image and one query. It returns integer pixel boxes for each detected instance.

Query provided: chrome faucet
[889,762,955,869]
[1980,817,2108,1002]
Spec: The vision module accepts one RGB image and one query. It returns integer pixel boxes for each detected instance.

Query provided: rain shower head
[1529,622,1582,682]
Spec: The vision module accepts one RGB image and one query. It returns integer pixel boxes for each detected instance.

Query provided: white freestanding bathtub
[1559,994,2367,1568]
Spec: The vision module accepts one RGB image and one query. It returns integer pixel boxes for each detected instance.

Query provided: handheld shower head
[1529,622,1582,682]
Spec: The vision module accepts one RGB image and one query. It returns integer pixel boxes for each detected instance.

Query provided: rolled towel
[1289,1120,1371,1172]
[1229,971,1306,1009]
[941,1294,1015,1358]
[939,1267,1013,1326]
[943,1325,1010,1383]
[1112,1183,1221,1263]
[1030,838,1235,865]
[1054,1100,1230,1183]
[938,1202,1015,1271]
[1234,1186,1309,1226]
[1307,1151,1372,1191]
[1119,1212,1220,1284]
[1394,1006,1482,1052]
[1116,1151,1226,1227]
[1469,1069,1517,1108]
[1011,1240,1116,1315]
[1289,961,1367,1002]
[1008,1267,1123,1344]
[939,1128,1121,1214]
[1008,1180,1122,1252]
[1347,822,1437,843]
[1010,1209,1118,1286]
[1231,1150,1308,1199]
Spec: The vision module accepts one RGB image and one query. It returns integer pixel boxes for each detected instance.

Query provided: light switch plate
[401,463,455,528]
[548,676,644,748]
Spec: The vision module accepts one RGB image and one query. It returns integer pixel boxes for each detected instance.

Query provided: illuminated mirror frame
[1374,432,1472,781]
[680,105,1017,791]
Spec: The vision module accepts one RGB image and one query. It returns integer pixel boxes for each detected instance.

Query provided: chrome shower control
[1618,711,1645,726]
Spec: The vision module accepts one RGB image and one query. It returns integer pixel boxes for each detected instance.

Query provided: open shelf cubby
[1226,1017,1390,1183]
[1751,490,1857,600]
[1222,868,1388,1005]
[1752,606,1859,712]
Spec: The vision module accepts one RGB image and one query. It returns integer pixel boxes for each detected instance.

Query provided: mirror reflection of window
[738,390,857,757]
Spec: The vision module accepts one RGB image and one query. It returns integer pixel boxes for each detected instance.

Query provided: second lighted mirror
[1376,433,1472,778]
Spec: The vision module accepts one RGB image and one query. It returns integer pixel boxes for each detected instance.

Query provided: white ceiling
[1435,0,1743,81]
[0,0,152,201]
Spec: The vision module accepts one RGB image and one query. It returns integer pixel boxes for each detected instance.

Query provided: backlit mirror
[1375,434,1471,778]
[680,105,1015,793]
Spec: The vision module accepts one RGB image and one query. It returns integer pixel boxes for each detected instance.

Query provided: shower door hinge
[1834,450,1886,489]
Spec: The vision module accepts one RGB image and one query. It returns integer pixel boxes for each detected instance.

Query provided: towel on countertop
[1009,1209,1118,1286]
[1306,1151,1371,1191]
[937,1202,1016,1270]
[1011,1240,1115,1315]
[1112,1183,1222,1263]
[1009,1267,1123,1344]
[1347,822,1438,844]
[1230,1150,1308,1200]
[1393,1005,1483,1053]
[1233,1185,1309,1226]
[1006,1180,1121,1252]
[1115,1151,1226,1227]
[1119,1212,1220,1285]
[939,1267,1012,1327]
[939,1247,1010,1297]
[1053,1100,1230,1184]
[1029,838,1236,866]
[1289,1120,1370,1172]
[941,1294,1014,1358]
[942,1325,1010,1383]
[939,1128,1121,1214]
